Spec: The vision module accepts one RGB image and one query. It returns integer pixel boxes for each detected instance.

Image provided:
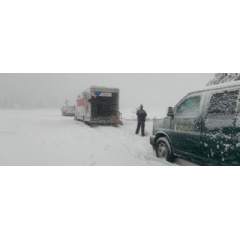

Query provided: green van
[150,81,240,166]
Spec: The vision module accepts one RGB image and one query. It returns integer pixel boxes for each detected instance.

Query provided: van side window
[207,90,239,117]
[176,96,201,117]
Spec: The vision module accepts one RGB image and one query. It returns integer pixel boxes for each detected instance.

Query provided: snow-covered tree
[207,73,240,86]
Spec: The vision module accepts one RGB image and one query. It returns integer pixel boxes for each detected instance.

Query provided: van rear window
[207,90,239,117]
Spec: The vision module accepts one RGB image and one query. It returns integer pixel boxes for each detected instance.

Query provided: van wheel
[156,138,173,162]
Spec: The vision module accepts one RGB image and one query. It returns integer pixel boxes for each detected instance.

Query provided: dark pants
[92,107,98,118]
[135,122,145,136]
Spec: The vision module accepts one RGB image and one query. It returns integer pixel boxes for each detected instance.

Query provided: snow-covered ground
[0,109,175,166]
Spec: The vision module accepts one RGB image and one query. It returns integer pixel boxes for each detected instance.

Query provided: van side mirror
[167,107,174,117]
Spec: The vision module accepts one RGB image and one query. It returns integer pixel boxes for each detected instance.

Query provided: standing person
[89,98,98,118]
[135,104,147,136]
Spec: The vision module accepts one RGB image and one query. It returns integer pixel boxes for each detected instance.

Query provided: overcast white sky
[0,73,214,110]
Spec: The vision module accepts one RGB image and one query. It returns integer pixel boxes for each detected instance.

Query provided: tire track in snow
[90,121,174,166]
[38,115,175,165]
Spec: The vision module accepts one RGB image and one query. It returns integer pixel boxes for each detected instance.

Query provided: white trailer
[75,86,121,125]
[61,100,76,116]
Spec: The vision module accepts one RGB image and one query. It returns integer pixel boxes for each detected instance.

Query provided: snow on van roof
[189,80,240,95]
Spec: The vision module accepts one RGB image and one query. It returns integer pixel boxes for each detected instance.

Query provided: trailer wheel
[156,137,173,162]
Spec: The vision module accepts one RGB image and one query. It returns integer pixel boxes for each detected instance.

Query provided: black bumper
[90,120,118,125]
[150,135,156,150]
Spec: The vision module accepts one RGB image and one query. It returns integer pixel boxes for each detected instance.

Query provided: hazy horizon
[0,73,214,110]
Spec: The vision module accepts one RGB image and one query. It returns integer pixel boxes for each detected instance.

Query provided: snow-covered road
[0,109,175,166]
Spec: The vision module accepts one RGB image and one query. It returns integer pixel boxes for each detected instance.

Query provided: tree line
[207,73,240,86]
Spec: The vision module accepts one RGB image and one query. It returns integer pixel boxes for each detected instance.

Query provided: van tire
[156,137,173,162]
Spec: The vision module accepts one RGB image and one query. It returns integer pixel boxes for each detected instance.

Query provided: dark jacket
[89,98,98,107]
[137,109,147,122]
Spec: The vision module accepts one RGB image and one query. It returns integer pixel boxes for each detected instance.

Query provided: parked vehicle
[75,86,121,125]
[61,100,76,116]
[150,81,240,166]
